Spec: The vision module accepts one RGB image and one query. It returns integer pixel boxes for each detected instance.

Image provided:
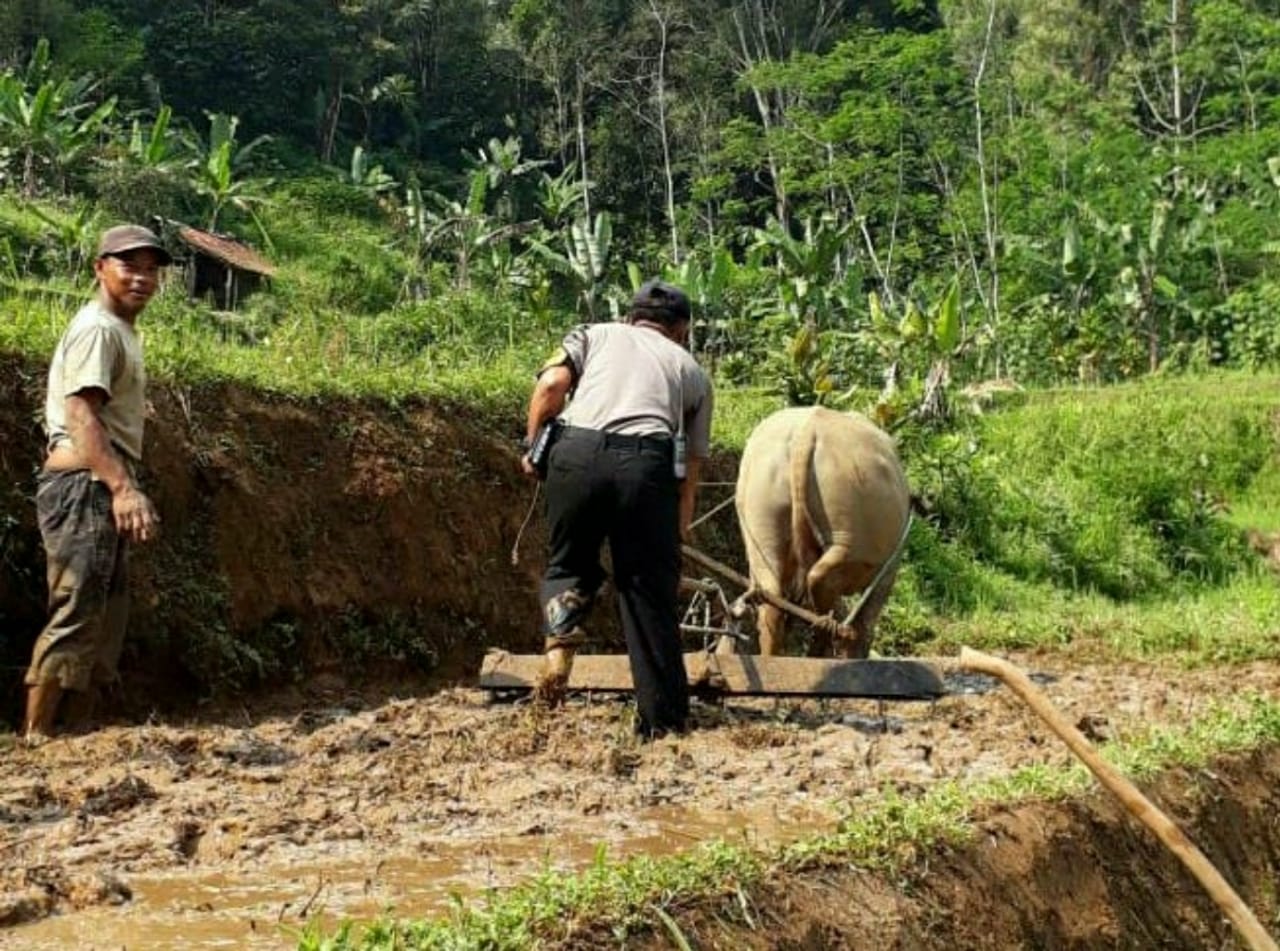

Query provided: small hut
[174,225,277,310]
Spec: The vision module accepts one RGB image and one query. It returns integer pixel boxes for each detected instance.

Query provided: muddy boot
[534,633,582,706]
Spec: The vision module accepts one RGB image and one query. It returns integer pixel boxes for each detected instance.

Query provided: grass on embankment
[885,373,1280,665]
[298,694,1280,951]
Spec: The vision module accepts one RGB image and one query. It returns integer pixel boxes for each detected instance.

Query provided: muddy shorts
[24,469,130,693]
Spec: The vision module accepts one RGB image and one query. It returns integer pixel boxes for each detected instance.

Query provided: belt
[561,425,672,453]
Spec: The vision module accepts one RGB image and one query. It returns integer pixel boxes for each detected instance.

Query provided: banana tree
[626,247,737,355]
[529,211,612,319]
[0,40,116,196]
[127,105,185,170]
[187,113,273,241]
[348,145,397,196]
[866,277,963,427]
[27,201,99,283]
[749,214,858,327]
[405,172,533,290]
[470,134,549,223]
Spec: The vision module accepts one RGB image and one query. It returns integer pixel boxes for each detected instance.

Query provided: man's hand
[520,453,539,480]
[112,484,160,543]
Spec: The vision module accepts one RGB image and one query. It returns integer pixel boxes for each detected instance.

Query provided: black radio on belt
[525,418,561,479]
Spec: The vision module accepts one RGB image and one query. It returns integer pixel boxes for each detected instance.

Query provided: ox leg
[756,600,787,656]
[841,566,899,659]
[805,546,871,658]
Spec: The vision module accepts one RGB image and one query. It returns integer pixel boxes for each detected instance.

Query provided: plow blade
[479,650,945,700]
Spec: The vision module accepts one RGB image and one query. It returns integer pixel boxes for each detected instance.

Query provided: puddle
[6,803,831,949]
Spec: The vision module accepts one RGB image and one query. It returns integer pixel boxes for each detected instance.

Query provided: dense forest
[2,0,1279,408]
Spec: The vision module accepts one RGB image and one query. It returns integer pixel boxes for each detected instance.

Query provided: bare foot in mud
[20,731,53,749]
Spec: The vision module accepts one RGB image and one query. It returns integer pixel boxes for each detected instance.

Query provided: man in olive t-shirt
[22,224,169,743]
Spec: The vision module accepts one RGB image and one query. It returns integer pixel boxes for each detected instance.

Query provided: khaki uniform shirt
[45,300,147,462]
[554,322,713,457]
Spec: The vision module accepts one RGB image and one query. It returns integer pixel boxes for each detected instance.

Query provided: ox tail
[788,410,823,603]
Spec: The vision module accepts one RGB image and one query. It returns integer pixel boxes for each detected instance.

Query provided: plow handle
[959,647,1278,951]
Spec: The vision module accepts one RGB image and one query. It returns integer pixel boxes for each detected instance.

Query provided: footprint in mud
[213,733,295,767]
[292,707,354,735]
[1,782,67,824]
[79,776,157,817]
[325,728,393,756]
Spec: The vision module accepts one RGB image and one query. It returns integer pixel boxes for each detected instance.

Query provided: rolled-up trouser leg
[25,470,127,693]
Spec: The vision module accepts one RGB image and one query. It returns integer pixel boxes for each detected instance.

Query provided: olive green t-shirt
[552,322,713,457]
[44,300,147,462]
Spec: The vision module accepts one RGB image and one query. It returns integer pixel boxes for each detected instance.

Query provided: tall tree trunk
[972,0,1001,375]
[318,75,343,163]
[649,0,680,263]
[733,5,788,227]
[575,63,592,220]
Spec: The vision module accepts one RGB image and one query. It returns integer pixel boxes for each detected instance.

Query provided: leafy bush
[899,376,1272,614]
[1222,282,1280,368]
[85,162,199,227]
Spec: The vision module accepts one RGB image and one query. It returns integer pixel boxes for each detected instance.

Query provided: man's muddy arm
[64,390,158,542]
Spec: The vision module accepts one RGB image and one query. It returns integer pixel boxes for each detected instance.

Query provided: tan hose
[959,647,1278,951]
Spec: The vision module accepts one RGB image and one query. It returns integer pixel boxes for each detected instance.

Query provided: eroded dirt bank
[3,656,1279,948]
[652,745,1280,951]
[0,351,739,721]
[0,351,556,721]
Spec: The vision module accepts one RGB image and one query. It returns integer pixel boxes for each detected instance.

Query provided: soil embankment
[0,352,557,721]
[650,744,1280,950]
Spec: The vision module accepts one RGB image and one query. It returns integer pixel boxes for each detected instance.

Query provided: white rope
[510,482,542,566]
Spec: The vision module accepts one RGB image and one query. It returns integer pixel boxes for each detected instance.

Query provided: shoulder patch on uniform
[539,347,570,375]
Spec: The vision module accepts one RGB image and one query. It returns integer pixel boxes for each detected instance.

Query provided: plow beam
[479,650,945,700]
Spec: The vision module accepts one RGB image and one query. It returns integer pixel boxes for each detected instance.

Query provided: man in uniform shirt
[521,280,713,738]
[22,224,168,743]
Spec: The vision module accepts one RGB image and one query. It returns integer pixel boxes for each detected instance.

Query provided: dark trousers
[541,426,688,736]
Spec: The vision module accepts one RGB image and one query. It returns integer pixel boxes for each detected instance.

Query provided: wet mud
[4,655,1279,948]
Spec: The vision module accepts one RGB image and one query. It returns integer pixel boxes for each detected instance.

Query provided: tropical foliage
[0,0,1277,408]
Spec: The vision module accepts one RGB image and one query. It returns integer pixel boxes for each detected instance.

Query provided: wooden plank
[479,650,946,700]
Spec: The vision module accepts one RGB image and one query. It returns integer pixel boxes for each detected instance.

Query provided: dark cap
[630,279,691,325]
[97,224,172,265]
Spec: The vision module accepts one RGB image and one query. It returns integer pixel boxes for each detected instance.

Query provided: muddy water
[7,803,831,949]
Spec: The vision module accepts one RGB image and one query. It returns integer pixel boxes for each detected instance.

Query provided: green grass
[0,281,790,438]
[922,567,1280,663]
[888,372,1280,641]
[296,694,1280,950]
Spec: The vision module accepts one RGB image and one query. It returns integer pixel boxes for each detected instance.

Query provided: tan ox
[734,406,910,658]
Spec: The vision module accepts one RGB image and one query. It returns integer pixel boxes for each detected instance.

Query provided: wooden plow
[480,542,945,702]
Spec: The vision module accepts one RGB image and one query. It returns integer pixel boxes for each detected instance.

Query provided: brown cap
[97,224,172,265]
